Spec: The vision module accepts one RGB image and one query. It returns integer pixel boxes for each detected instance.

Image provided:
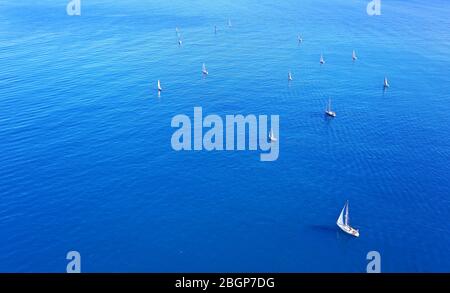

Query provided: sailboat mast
[345,201,349,226]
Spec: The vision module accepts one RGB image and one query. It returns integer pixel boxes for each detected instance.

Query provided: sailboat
[157,80,162,92]
[352,50,357,61]
[320,54,325,64]
[384,77,390,88]
[269,129,277,142]
[298,35,303,44]
[288,71,293,81]
[228,19,232,27]
[178,39,183,46]
[325,99,336,117]
[202,63,209,75]
[337,201,360,237]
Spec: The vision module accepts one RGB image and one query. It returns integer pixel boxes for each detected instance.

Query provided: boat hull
[325,111,336,117]
[337,223,359,237]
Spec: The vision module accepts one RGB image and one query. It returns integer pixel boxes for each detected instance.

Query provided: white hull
[337,223,360,237]
[325,110,336,117]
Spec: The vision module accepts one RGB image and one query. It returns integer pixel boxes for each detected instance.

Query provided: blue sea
[0,0,450,272]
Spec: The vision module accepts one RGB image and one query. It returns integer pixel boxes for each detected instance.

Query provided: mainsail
[345,201,349,226]
[337,204,345,226]
[157,80,162,91]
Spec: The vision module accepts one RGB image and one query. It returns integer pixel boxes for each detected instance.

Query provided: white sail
[202,63,208,75]
[298,35,303,43]
[384,77,389,87]
[345,201,349,226]
[269,130,277,142]
[337,201,359,237]
[352,50,357,60]
[325,99,336,117]
[288,71,293,81]
[157,80,162,91]
[228,19,232,27]
[337,204,345,226]
[320,54,325,64]
[328,99,333,113]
